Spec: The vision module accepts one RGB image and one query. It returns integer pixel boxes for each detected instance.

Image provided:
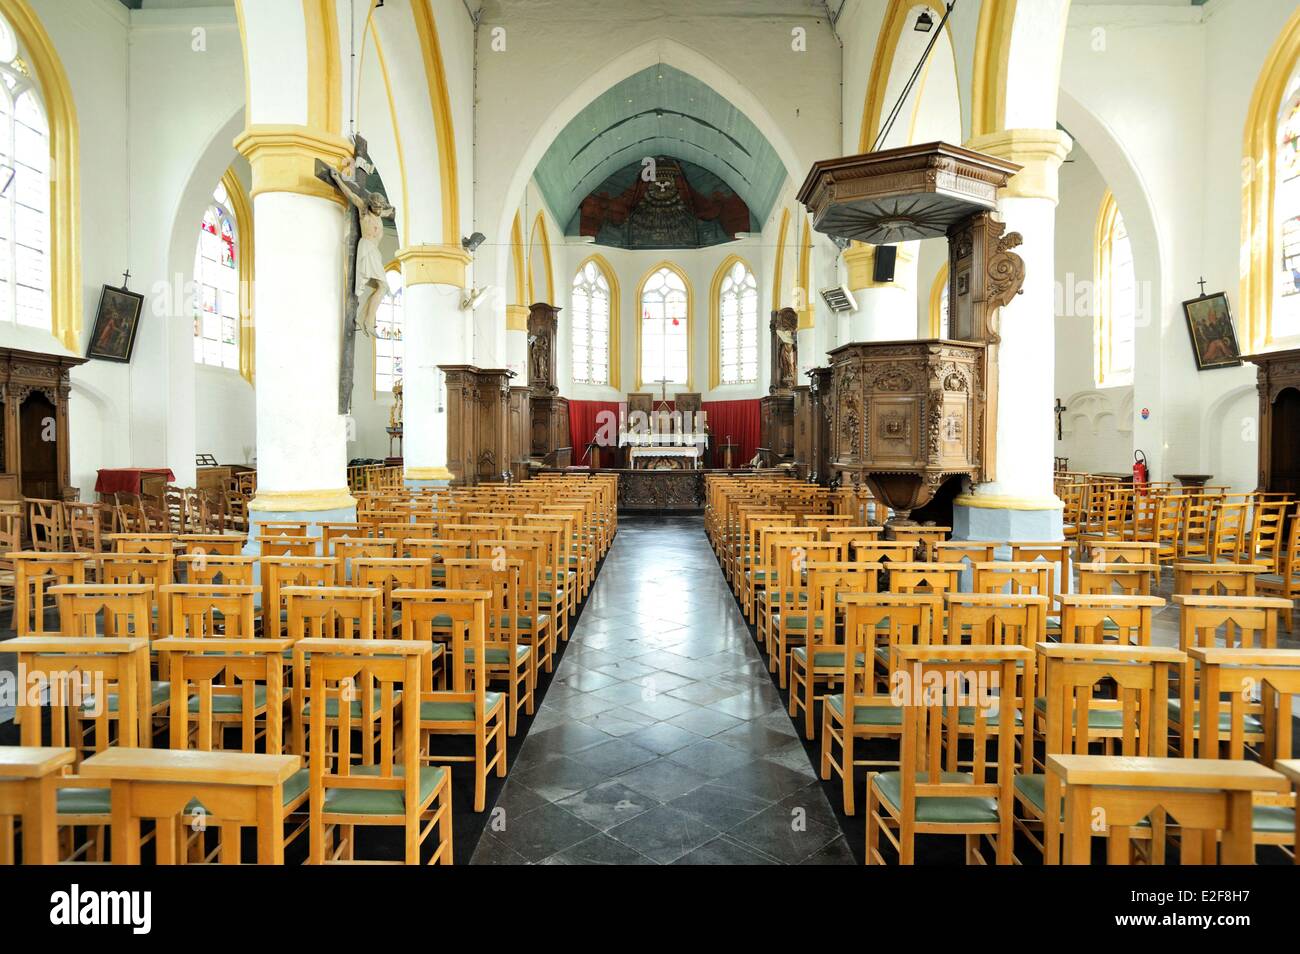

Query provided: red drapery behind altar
[566,397,761,468]
[701,399,761,468]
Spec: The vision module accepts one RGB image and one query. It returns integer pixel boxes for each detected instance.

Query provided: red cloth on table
[94,468,176,495]
[701,399,761,468]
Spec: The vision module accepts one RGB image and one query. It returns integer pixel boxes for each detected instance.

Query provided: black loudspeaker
[872,245,897,283]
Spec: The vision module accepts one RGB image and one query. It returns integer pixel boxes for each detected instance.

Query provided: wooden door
[19,391,57,498]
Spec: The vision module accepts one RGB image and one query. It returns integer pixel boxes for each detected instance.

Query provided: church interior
[0,0,1299,884]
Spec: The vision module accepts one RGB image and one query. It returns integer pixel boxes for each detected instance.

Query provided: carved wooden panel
[0,347,86,500]
[1245,348,1300,496]
[760,393,794,463]
[526,303,560,396]
[807,366,833,484]
[439,364,513,486]
[508,386,531,478]
[530,395,570,464]
[792,384,812,480]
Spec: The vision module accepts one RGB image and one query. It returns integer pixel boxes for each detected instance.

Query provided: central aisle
[472,515,853,865]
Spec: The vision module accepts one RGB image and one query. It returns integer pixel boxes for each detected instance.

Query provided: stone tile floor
[471,514,854,865]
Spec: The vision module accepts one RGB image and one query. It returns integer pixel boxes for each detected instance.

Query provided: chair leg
[865,774,879,864]
[819,707,832,781]
[474,726,487,812]
[842,732,856,816]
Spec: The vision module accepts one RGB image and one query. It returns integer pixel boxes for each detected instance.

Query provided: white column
[505,305,529,381]
[398,245,473,486]
[953,129,1072,540]
[841,243,917,342]
[234,127,357,541]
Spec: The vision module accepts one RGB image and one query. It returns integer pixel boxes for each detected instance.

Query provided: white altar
[620,431,709,469]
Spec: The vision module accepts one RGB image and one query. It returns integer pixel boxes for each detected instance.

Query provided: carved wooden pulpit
[798,142,1026,521]
[526,302,570,466]
[760,306,799,466]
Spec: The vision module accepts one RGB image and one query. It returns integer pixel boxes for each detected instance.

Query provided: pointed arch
[510,211,526,305]
[636,260,693,391]
[1242,6,1300,351]
[797,219,813,328]
[410,0,460,244]
[302,0,342,135]
[221,167,256,384]
[971,0,1017,139]
[571,253,620,390]
[859,1,958,151]
[928,261,949,338]
[710,254,759,390]
[527,212,554,305]
[0,0,80,351]
[771,208,790,310]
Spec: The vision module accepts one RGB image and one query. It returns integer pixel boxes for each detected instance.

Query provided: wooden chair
[333,537,399,584]
[865,644,1031,864]
[0,513,19,626]
[397,588,508,812]
[406,538,471,588]
[1076,561,1159,596]
[753,526,817,649]
[821,593,942,815]
[1054,594,1164,647]
[769,540,842,687]
[1020,643,1181,863]
[970,561,1052,598]
[1277,760,1300,863]
[1244,500,1291,572]
[65,502,103,554]
[26,498,64,551]
[260,556,341,638]
[788,561,880,739]
[507,523,569,643]
[1046,755,1287,864]
[178,553,257,585]
[108,532,176,555]
[12,635,148,861]
[258,535,320,558]
[1081,539,1159,565]
[353,557,432,638]
[319,522,369,553]
[10,551,86,636]
[476,539,556,675]
[852,539,923,565]
[260,522,309,538]
[302,639,453,864]
[889,525,950,557]
[445,558,534,736]
[1174,562,1267,598]
[94,551,175,636]
[1170,595,1291,756]
[1257,515,1300,631]
[933,540,999,567]
[1189,646,1300,857]
[177,533,245,557]
[163,583,259,639]
[0,747,75,864]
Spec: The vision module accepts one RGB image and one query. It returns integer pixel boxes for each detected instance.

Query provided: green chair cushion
[322,764,447,816]
[1032,696,1127,730]
[951,705,1022,727]
[791,647,865,668]
[57,786,111,815]
[1256,572,1284,584]
[771,614,824,631]
[188,685,268,714]
[1015,772,1151,826]
[84,680,172,714]
[1166,699,1264,734]
[498,614,550,630]
[464,645,529,665]
[824,694,904,726]
[872,771,999,823]
[302,688,400,719]
[1253,804,1295,834]
[419,690,503,722]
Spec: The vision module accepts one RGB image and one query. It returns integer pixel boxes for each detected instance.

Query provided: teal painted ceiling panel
[534,64,787,232]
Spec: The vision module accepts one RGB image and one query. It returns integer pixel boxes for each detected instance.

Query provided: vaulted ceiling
[532,63,787,236]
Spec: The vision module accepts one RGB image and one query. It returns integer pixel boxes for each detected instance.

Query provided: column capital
[404,466,455,482]
[396,244,473,288]
[232,124,353,205]
[249,487,357,512]
[963,128,1073,204]
[841,242,916,293]
[506,304,529,331]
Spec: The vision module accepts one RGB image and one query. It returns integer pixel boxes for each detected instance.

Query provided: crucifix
[1054,397,1067,441]
[315,134,394,415]
[1197,276,1207,296]
[120,269,132,291]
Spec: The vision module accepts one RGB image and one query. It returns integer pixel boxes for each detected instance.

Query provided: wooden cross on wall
[315,134,372,415]
[1054,397,1067,441]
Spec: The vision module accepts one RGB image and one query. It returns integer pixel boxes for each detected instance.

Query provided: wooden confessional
[0,348,85,500]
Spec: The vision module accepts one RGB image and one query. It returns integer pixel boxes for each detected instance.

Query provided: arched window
[1275,73,1300,340]
[374,269,404,393]
[929,263,950,338]
[717,260,757,385]
[0,14,49,331]
[571,260,610,386]
[1095,190,1136,387]
[639,265,690,388]
[193,182,239,369]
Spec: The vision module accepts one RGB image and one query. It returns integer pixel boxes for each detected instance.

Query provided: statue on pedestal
[770,307,799,394]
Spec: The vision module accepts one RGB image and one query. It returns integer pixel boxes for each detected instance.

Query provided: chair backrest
[10,552,86,636]
[1211,502,1249,561]
[26,499,63,552]
[840,592,942,716]
[1083,539,1158,565]
[1246,500,1290,572]
[177,534,245,557]
[945,593,1047,650]
[333,537,400,583]
[65,503,103,553]
[353,557,432,635]
[773,540,842,616]
[319,522,368,553]
[805,561,882,646]
[257,534,320,558]
[886,561,963,597]
[260,556,341,638]
[1056,594,1165,645]
[95,551,175,635]
[445,557,522,662]
[284,585,381,639]
[934,541,999,566]
[260,522,309,537]
[162,583,259,638]
[155,635,291,752]
[51,582,155,638]
[1172,562,1265,597]
[1186,646,1300,764]
[178,553,257,585]
[970,561,1052,597]
[1173,595,1290,652]
[850,540,920,565]
[1076,561,1159,596]
[395,588,490,695]
[1008,542,1071,600]
[302,639,427,811]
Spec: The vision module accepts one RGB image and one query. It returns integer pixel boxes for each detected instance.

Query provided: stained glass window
[718,260,757,385]
[0,13,49,331]
[639,266,689,387]
[571,260,610,386]
[1275,79,1300,340]
[193,182,239,369]
[374,269,404,393]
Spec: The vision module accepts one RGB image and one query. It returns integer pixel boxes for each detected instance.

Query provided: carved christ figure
[776,326,797,386]
[329,166,394,337]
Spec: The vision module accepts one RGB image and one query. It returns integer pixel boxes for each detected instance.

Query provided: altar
[620,432,708,470]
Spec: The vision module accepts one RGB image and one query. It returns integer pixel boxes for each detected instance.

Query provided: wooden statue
[770,307,799,395]
[526,303,560,396]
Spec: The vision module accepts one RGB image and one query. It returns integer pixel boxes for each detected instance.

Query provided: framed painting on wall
[1182,291,1242,371]
[86,284,144,363]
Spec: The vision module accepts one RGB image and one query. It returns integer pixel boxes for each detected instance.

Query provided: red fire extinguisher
[1133,449,1149,494]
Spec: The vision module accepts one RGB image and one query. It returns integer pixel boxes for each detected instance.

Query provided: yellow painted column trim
[954,493,1064,511]
[859,1,954,151]
[635,260,694,392]
[233,125,355,204]
[0,0,81,352]
[572,253,620,390]
[963,129,1072,205]
[411,0,460,245]
[510,211,526,305]
[709,253,756,390]
[971,0,1017,140]
[396,243,471,288]
[797,220,814,329]
[506,304,529,332]
[222,168,256,385]
[1241,6,1300,352]
[249,487,357,512]
[528,212,554,304]
[371,27,411,248]
[302,0,342,136]
[770,208,790,309]
[928,261,948,337]
[1094,189,1122,386]
[404,466,454,481]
